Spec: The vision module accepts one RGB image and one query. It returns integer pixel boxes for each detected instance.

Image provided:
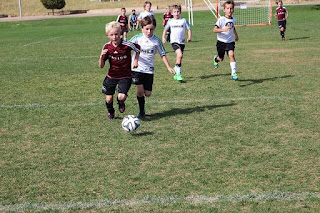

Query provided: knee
[118,93,127,101]
[145,91,152,97]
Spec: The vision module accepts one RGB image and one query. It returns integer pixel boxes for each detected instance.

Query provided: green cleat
[231,73,239,80]
[212,55,219,68]
[175,74,183,81]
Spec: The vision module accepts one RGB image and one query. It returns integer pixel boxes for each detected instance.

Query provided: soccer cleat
[174,74,184,81]
[231,73,239,80]
[108,112,115,120]
[118,102,125,113]
[212,55,219,68]
[282,37,286,41]
[137,110,145,119]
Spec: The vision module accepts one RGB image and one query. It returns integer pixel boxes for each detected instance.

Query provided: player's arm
[128,16,132,30]
[187,29,192,42]
[99,49,108,68]
[213,25,230,33]
[285,9,289,19]
[133,52,139,68]
[161,55,175,74]
[234,27,239,41]
[162,29,168,43]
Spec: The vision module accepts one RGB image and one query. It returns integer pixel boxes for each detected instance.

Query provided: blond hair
[171,4,181,12]
[105,21,121,35]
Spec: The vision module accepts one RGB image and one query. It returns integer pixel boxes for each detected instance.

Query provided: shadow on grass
[238,75,294,87]
[288,36,310,41]
[199,73,231,79]
[312,5,320,10]
[131,131,153,136]
[142,103,236,121]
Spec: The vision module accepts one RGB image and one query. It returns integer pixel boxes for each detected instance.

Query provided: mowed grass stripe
[1,191,319,211]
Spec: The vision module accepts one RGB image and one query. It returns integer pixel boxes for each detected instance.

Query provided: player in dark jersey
[274,0,288,41]
[99,21,140,120]
[163,6,173,42]
[116,8,129,41]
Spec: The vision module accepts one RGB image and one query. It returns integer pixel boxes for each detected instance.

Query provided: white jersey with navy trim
[129,33,166,74]
[215,16,236,43]
[165,18,191,44]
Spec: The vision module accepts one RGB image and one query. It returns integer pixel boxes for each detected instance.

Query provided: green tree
[41,0,66,15]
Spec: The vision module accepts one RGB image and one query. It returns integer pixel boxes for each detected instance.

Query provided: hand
[187,38,191,42]
[162,38,166,44]
[168,67,175,74]
[133,60,138,69]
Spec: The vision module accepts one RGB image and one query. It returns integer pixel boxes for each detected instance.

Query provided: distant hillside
[0,0,207,17]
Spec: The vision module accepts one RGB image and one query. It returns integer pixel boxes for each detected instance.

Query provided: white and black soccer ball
[121,115,140,132]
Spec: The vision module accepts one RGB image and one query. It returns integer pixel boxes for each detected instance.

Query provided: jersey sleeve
[116,15,120,22]
[101,44,109,62]
[156,39,166,56]
[185,19,191,30]
[164,20,170,30]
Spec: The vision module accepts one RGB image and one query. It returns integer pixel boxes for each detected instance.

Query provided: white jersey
[215,16,236,43]
[129,33,166,74]
[165,18,191,44]
[137,10,154,19]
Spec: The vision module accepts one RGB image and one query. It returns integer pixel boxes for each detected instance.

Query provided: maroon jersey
[101,41,140,79]
[163,13,173,26]
[116,15,128,30]
[276,7,287,21]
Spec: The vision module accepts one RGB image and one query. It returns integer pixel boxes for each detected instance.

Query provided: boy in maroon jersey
[99,21,140,120]
[274,0,288,41]
[163,6,173,42]
[116,8,129,41]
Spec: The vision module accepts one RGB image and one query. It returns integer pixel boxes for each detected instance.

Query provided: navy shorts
[216,40,235,60]
[102,77,131,96]
[131,71,154,91]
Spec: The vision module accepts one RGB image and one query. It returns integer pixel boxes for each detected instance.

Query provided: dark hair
[141,15,156,28]
[223,0,235,8]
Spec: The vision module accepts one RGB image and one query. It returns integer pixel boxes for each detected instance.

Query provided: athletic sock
[280,31,284,38]
[137,96,145,112]
[230,62,237,75]
[175,64,181,75]
[105,101,115,114]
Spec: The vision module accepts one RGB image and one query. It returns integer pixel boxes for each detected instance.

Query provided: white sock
[175,66,181,75]
[230,62,237,75]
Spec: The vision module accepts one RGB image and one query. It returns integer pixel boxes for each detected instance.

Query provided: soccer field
[0,4,319,212]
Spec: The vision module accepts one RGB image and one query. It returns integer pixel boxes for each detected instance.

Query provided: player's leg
[172,43,184,81]
[117,78,131,113]
[227,48,238,80]
[213,41,225,68]
[102,77,117,120]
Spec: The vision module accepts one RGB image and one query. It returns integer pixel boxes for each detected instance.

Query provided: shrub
[41,0,66,15]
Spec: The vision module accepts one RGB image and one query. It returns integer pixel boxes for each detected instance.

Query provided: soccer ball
[121,115,140,132]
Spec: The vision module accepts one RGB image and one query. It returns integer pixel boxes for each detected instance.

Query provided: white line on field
[23,36,63,47]
[0,95,317,109]
[0,191,319,211]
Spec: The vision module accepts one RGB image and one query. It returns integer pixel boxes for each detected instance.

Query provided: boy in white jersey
[162,4,192,82]
[130,16,175,118]
[213,0,239,80]
[136,1,155,30]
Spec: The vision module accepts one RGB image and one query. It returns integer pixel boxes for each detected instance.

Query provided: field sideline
[0,4,319,212]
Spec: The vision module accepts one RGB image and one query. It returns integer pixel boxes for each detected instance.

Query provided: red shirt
[116,15,128,30]
[101,41,140,79]
[276,7,287,21]
[163,13,173,26]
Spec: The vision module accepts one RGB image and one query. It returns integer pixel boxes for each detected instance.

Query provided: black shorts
[171,43,185,53]
[102,77,132,96]
[278,20,286,29]
[121,28,128,35]
[216,40,235,60]
[131,71,154,91]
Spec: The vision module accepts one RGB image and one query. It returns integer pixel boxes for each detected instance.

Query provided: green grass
[1,5,320,212]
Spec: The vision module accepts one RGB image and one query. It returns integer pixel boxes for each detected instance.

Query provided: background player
[274,0,288,41]
[128,9,138,31]
[116,8,129,41]
[136,1,154,30]
[130,16,175,118]
[212,0,239,80]
[99,21,140,120]
[162,4,192,82]
[163,5,173,42]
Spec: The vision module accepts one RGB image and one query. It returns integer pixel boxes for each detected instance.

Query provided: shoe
[108,112,115,120]
[212,55,219,68]
[282,37,286,41]
[174,74,183,81]
[231,73,239,80]
[118,102,125,113]
[137,110,145,119]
